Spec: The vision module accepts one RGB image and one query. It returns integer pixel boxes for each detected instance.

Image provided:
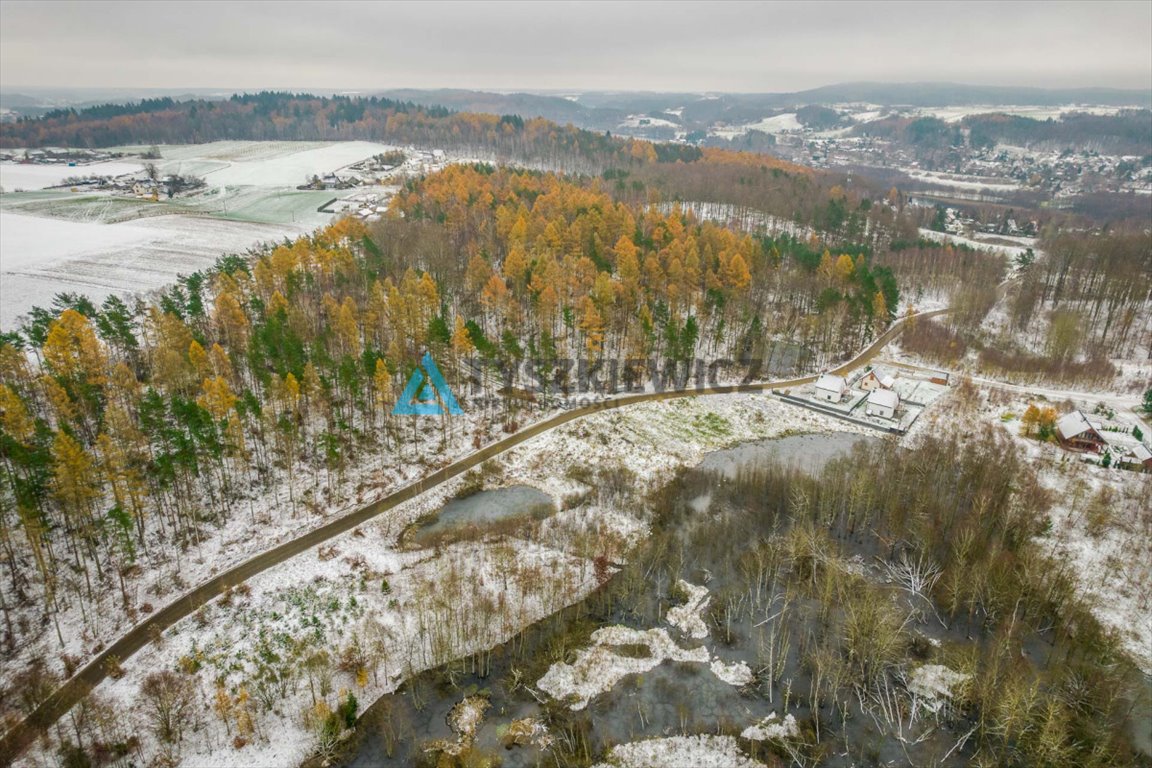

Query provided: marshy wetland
[342,430,1151,767]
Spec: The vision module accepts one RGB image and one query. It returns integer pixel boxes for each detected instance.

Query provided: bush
[103,655,124,679]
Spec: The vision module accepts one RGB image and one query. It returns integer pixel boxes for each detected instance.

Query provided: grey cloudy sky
[2,0,1150,93]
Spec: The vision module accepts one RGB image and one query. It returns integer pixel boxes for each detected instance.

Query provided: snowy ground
[537,579,758,710]
[155,141,398,188]
[0,210,304,329]
[659,200,814,239]
[918,227,1034,259]
[895,286,951,316]
[708,112,805,140]
[907,104,1129,123]
[592,735,765,768]
[0,141,462,331]
[904,169,1021,193]
[15,392,879,768]
[0,160,145,192]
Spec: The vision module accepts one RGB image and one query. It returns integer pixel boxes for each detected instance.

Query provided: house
[1055,410,1108,453]
[865,388,899,420]
[1113,442,1152,472]
[858,367,896,392]
[1096,429,1152,472]
[813,373,848,403]
[132,180,158,197]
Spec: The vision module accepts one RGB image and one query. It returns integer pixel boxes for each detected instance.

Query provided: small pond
[697,431,878,480]
[408,485,555,546]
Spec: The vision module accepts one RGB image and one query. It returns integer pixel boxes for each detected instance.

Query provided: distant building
[813,373,847,403]
[865,388,899,420]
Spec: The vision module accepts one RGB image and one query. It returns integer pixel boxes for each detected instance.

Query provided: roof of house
[815,373,846,392]
[867,389,899,409]
[1126,443,1152,463]
[1056,410,1100,441]
[1099,430,1152,461]
[862,367,897,388]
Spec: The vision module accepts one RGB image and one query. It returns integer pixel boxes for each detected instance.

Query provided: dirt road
[0,308,947,764]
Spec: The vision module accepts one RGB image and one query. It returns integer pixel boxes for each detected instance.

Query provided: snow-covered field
[905,169,1021,193]
[742,112,803,134]
[170,141,397,187]
[0,141,419,330]
[0,160,144,191]
[910,104,1129,123]
[0,210,304,329]
[660,200,814,239]
[709,112,803,139]
[619,115,679,130]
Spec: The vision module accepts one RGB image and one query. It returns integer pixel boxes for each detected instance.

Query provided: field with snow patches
[14,392,877,768]
[0,141,413,330]
[0,160,145,192]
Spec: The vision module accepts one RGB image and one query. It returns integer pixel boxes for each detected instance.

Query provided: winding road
[0,308,948,764]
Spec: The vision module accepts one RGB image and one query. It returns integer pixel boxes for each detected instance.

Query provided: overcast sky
[2,0,1150,93]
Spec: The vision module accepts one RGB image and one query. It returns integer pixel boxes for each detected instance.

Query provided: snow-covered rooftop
[868,388,900,409]
[815,373,846,393]
[1100,430,1152,462]
[1056,410,1097,440]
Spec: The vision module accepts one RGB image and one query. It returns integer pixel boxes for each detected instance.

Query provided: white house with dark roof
[813,373,848,403]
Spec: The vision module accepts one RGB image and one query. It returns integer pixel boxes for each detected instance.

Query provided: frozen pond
[409,485,555,545]
[696,431,878,479]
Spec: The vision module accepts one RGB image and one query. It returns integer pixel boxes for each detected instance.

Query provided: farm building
[865,388,899,419]
[1055,411,1108,453]
[813,373,847,403]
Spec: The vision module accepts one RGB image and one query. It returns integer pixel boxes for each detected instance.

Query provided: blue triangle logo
[393,352,463,415]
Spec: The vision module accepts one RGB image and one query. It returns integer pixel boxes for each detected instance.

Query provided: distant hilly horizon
[3,80,1149,108]
[3,81,1149,136]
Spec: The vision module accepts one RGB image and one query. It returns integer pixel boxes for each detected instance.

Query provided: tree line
[2,92,708,176]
